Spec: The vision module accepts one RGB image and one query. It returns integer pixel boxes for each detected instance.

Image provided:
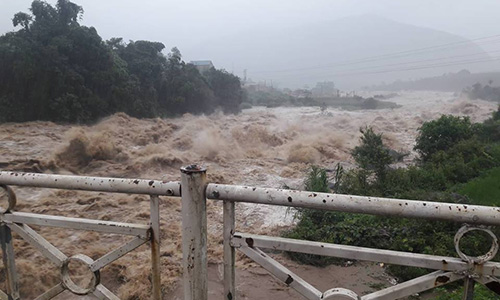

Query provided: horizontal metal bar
[34,283,65,300]
[231,233,500,276]
[90,237,148,272]
[8,223,67,267]
[0,171,181,196]
[93,284,120,300]
[3,212,150,237]
[362,271,463,300]
[208,184,500,226]
[239,246,322,300]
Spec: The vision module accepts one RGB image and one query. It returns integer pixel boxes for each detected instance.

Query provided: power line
[251,34,500,75]
[279,56,500,82]
[276,49,500,79]
[343,57,500,76]
[331,35,500,66]
[254,35,500,74]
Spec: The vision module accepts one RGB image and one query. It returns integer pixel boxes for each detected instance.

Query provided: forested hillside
[0,0,244,123]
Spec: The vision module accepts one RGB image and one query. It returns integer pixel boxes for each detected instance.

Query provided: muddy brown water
[0,91,495,298]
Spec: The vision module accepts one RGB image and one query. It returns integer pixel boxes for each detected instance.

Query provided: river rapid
[0,91,496,298]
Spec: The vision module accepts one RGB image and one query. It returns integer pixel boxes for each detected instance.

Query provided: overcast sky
[2,0,500,87]
[2,0,500,50]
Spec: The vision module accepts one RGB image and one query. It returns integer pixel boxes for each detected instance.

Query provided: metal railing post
[0,224,20,299]
[463,277,475,300]
[180,165,208,300]
[150,195,161,300]
[223,200,236,300]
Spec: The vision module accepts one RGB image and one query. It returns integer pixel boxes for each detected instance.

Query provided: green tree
[204,68,245,114]
[0,0,245,123]
[161,48,216,115]
[414,115,475,162]
[0,0,128,122]
[304,165,329,193]
[478,106,500,142]
[352,127,393,184]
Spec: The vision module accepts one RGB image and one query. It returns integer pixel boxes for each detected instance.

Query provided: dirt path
[166,254,394,300]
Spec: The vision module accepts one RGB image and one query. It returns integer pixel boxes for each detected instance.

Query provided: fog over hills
[183,15,496,89]
[372,70,500,92]
[1,0,498,91]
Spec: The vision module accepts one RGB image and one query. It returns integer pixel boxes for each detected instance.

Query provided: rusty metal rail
[0,171,179,300]
[0,171,181,196]
[202,177,500,300]
[206,184,500,226]
[2,168,500,299]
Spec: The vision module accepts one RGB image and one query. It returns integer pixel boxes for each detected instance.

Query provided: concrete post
[180,165,207,300]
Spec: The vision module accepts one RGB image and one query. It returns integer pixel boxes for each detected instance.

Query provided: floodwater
[0,91,496,298]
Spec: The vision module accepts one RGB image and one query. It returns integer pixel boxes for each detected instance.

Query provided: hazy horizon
[2,0,500,89]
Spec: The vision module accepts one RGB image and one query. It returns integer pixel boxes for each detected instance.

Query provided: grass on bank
[457,167,500,206]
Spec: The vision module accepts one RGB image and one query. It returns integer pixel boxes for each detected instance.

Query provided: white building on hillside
[189,60,214,74]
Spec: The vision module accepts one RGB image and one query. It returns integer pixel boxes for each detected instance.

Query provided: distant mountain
[182,15,496,89]
[370,70,500,92]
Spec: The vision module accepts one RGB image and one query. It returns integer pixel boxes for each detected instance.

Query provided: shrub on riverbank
[284,110,500,286]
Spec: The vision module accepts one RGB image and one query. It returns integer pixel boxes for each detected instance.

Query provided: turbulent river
[0,91,496,298]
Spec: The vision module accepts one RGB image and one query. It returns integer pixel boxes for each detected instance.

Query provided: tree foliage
[204,68,245,114]
[0,0,244,123]
[464,82,500,103]
[479,106,500,142]
[414,115,475,162]
[285,110,500,282]
[352,127,393,183]
[303,165,329,193]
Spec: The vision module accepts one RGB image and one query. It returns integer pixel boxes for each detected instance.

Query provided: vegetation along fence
[1,165,500,299]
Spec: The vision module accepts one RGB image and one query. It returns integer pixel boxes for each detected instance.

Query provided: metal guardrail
[0,171,180,300]
[202,168,500,300]
[1,167,500,299]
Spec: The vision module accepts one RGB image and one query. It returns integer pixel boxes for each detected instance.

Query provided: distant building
[189,60,214,74]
